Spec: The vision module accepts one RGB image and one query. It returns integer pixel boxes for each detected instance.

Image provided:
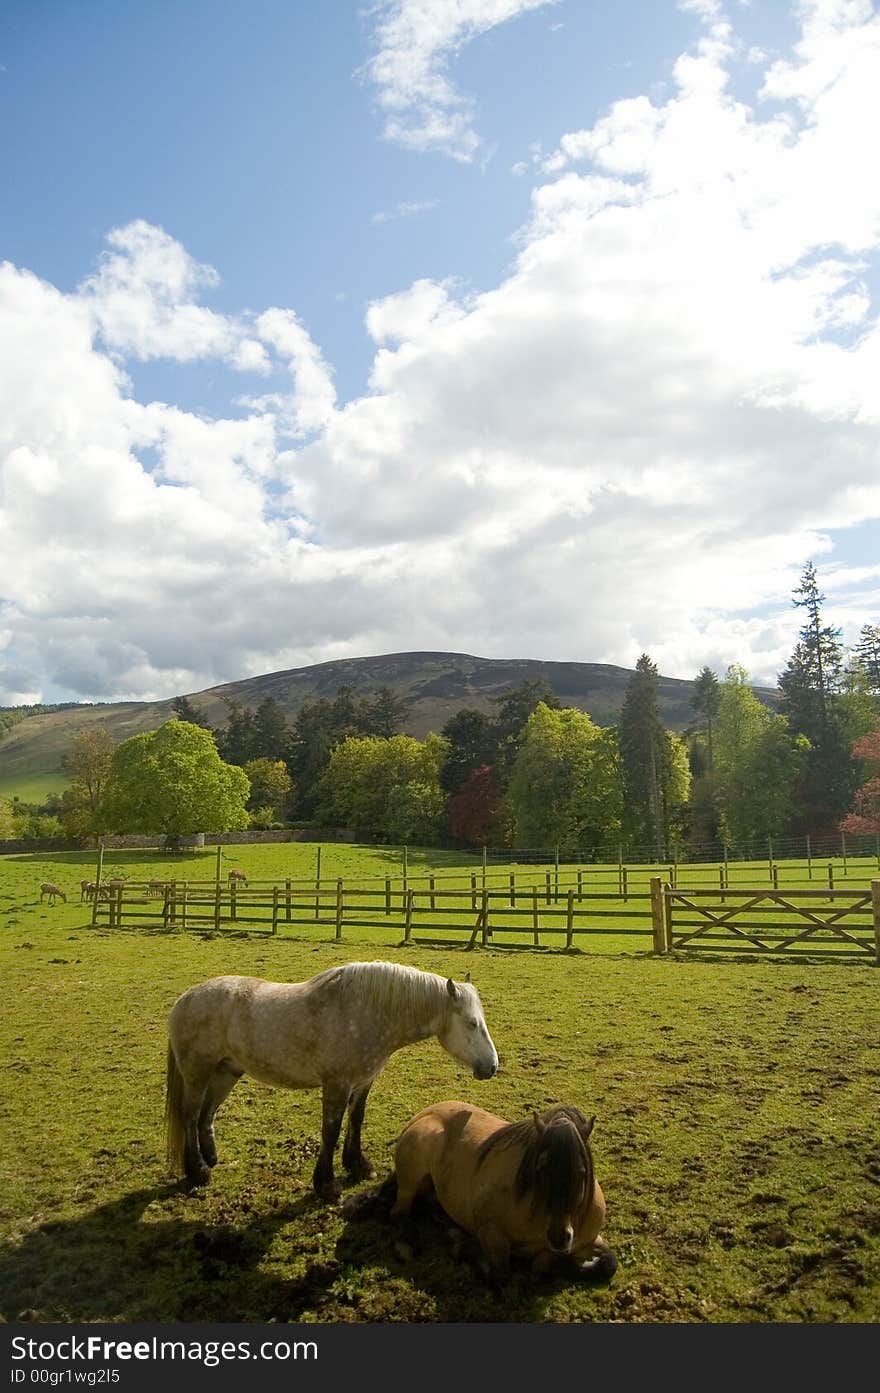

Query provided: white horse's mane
[330,961,461,1022]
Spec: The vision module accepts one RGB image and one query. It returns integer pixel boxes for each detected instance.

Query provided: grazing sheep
[40,882,67,905]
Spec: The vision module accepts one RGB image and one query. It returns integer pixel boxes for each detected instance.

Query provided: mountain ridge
[0,650,780,797]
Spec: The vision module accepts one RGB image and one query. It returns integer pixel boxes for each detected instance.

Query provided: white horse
[165,962,499,1200]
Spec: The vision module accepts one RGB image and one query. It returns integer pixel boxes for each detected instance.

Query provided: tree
[840,725,880,834]
[102,721,250,835]
[713,666,808,847]
[213,699,257,766]
[361,687,409,738]
[0,798,15,837]
[59,725,116,838]
[317,733,448,843]
[617,655,666,856]
[691,667,720,769]
[853,623,880,694]
[448,765,504,847]
[171,695,211,727]
[490,679,561,786]
[440,709,496,795]
[506,703,623,851]
[252,698,290,760]
[243,758,292,818]
[788,561,844,724]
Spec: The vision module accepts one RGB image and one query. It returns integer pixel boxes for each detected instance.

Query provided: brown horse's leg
[474,1220,512,1284]
[342,1082,374,1180]
[568,1240,618,1283]
[312,1085,348,1201]
[197,1065,241,1167]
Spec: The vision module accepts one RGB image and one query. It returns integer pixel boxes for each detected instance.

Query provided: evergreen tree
[252,697,289,760]
[691,666,720,769]
[171,695,211,728]
[617,654,667,857]
[490,678,561,786]
[439,708,496,795]
[213,699,257,766]
[778,564,856,832]
[361,687,409,738]
[854,623,880,693]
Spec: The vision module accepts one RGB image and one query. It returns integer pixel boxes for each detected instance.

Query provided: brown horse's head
[516,1106,596,1255]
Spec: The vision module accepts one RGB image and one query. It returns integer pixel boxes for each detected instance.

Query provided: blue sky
[1,0,878,704]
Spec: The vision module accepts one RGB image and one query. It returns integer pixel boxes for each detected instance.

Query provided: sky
[1,0,879,707]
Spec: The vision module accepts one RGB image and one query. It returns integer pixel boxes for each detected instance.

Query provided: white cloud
[2,2,880,705]
[371,199,439,224]
[363,0,556,161]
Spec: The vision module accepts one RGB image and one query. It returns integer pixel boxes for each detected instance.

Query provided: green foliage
[714,666,809,845]
[617,655,688,854]
[102,721,250,835]
[59,726,116,839]
[0,797,14,836]
[317,732,448,843]
[507,703,623,850]
[242,757,291,815]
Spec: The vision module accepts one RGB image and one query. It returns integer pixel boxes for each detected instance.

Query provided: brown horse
[383,1100,616,1282]
[165,963,498,1200]
[228,869,248,887]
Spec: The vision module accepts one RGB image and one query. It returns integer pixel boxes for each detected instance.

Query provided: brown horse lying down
[350,1100,617,1283]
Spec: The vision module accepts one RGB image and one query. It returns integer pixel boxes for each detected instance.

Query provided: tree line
[3,564,878,852]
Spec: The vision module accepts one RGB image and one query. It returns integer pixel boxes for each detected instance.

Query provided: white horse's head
[438,974,498,1080]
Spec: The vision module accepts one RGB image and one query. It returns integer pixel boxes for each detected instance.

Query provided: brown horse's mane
[476,1105,595,1218]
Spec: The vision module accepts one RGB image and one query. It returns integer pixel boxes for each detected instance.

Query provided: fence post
[577,869,583,902]
[481,889,489,946]
[315,847,322,920]
[163,884,171,930]
[806,833,812,880]
[554,846,559,902]
[532,885,539,947]
[872,880,880,965]
[403,845,408,907]
[509,873,515,908]
[649,877,666,954]
[622,865,628,903]
[841,831,847,875]
[286,877,291,922]
[471,873,477,911]
[771,863,778,892]
[617,845,623,895]
[335,878,343,940]
[214,878,221,932]
[181,884,188,934]
[215,843,222,887]
[385,876,391,915]
[270,886,278,935]
[828,862,834,891]
[404,890,414,942]
[719,862,725,903]
[92,840,104,925]
[545,870,552,905]
[230,879,237,921]
[429,875,436,912]
[565,889,574,949]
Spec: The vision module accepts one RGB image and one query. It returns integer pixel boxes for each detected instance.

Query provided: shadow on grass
[0,1180,603,1323]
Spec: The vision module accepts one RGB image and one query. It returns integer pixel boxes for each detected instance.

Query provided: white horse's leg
[197,1064,241,1168]
[313,1083,349,1201]
[342,1082,374,1180]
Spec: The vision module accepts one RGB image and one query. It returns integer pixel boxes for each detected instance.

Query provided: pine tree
[618,654,666,857]
[854,623,880,693]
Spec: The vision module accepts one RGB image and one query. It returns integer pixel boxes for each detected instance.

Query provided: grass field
[0,772,68,804]
[1,842,879,1323]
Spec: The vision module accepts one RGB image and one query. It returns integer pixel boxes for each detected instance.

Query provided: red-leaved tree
[840,726,880,834]
[448,765,502,846]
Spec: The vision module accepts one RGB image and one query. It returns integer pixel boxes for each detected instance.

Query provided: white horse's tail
[164,1042,186,1176]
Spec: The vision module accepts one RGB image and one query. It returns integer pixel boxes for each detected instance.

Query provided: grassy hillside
[0,650,780,801]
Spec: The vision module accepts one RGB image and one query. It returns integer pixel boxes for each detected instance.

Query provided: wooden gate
[653,879,880,961]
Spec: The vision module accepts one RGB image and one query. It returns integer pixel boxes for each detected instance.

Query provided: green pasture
[0,771,68,803]
[1,841,879,1323]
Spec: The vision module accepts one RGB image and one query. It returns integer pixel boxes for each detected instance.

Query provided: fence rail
[89,871,880,962]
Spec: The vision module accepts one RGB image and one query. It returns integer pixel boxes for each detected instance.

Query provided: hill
[0,651,780,799]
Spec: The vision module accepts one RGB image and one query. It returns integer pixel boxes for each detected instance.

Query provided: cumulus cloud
[363,0,556,161]
[2,1,880,705]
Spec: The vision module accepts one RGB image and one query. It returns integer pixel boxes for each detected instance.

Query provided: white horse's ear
[446,977,459,1001]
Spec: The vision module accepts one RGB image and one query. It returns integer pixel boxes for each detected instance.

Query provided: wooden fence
[89,873,880,962]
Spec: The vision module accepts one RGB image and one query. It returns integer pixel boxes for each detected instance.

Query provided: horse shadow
[0,1182,347,1324]
[0,1180,606,1324]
